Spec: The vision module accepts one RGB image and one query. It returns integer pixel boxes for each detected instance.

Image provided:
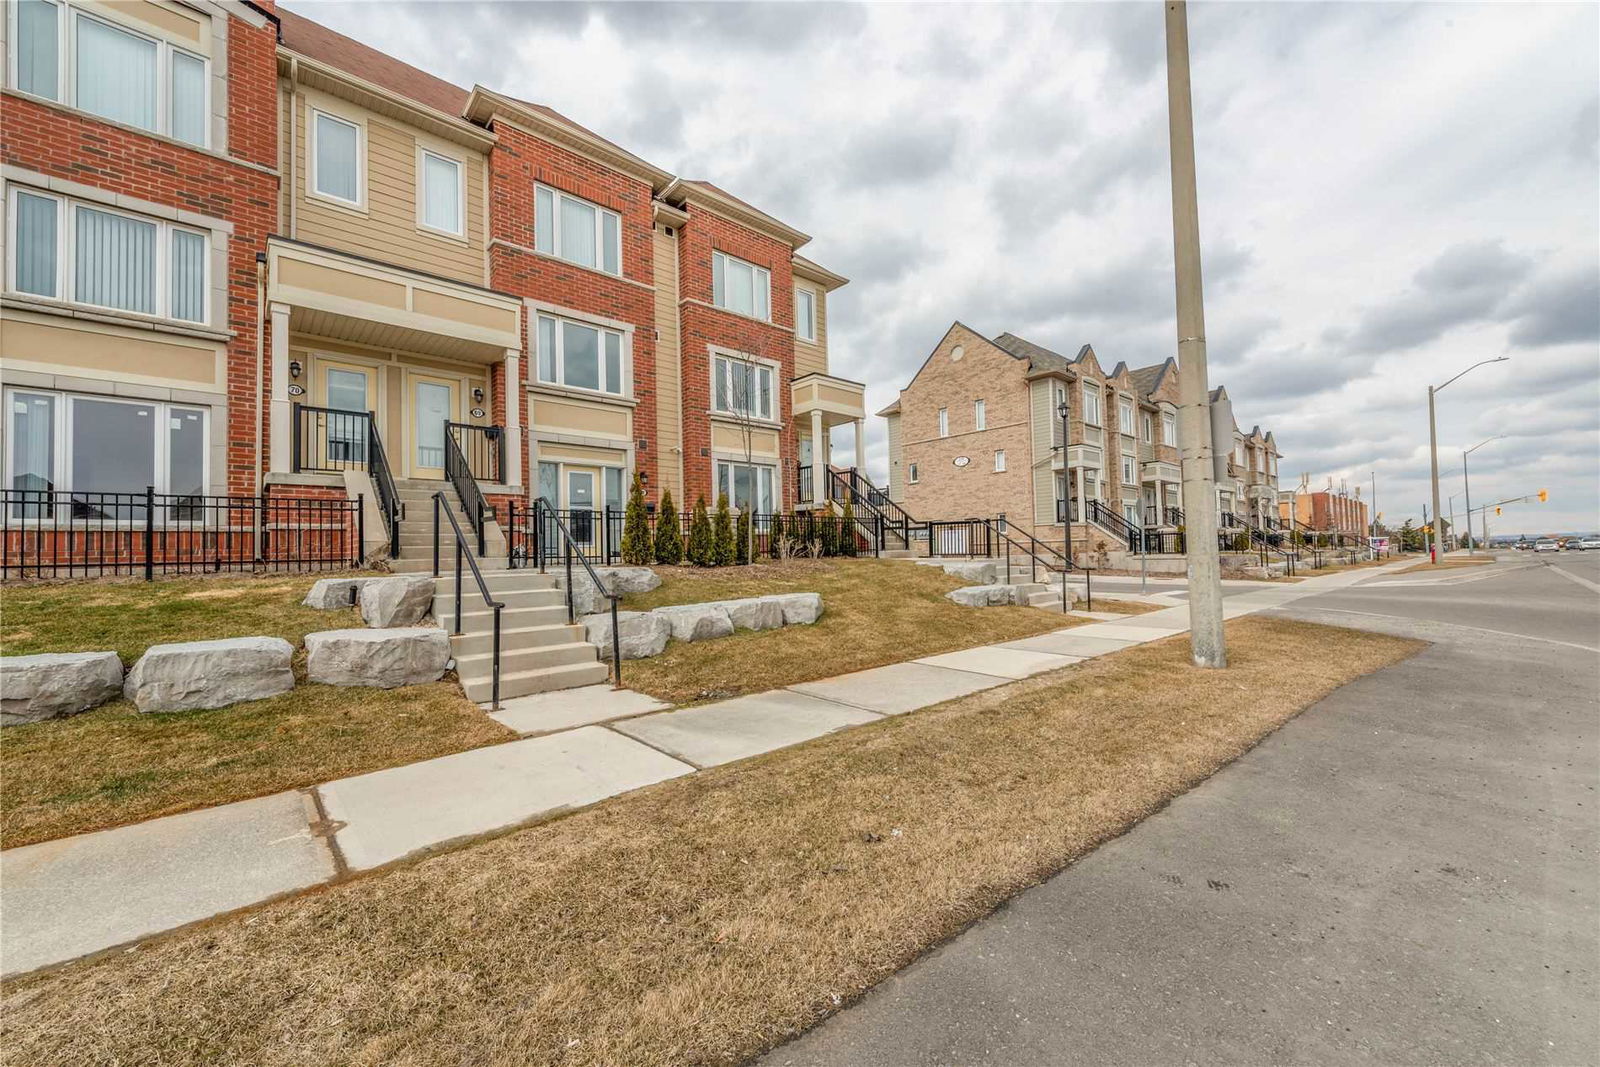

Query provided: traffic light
[1538,489,1549,502]
[1495,506,1503,516]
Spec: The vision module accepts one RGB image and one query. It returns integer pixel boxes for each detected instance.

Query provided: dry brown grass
[1081,597,1162,615]
[1,684,512,848]
[1,617,1421,1067]
[621,558,1072,704]
[1393,556,1497,574]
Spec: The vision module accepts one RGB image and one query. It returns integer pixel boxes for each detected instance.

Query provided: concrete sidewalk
[0,558,1415,977]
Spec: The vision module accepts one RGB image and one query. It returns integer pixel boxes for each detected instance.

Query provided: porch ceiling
[791,372,865,426]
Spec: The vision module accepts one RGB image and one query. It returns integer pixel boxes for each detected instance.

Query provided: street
[767,555,1600,1066]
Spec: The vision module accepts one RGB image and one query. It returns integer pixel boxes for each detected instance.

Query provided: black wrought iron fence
[1,487,363,581]
[506,505,878,567]
[446,422,504,484]
[293,404,372,472]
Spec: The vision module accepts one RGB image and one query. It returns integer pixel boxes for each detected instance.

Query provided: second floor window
[974,399,986,431]
[536,184,621,276]
[909,462,919,484]
[419,150,463,235]
[536,313,625,395]
[1162,412,1177,446]
[712,251,770,321]
[1142,413,1153,443]
[795,287,816,341]
[8,189,207,323]
[994,450,1006,472]
[1119,398,1134,431]
[712,355,774,420]
[937,408,949,437]
[1081,384,1101,425]
[14,1,209,148]
[1122,455,1137,483]
[312,111,361,205]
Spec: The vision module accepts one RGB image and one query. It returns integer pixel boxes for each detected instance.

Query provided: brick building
[1280,488,1368,543]
[2,2,859,567]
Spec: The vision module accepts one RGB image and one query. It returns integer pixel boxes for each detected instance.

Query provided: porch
[792,372,866,508]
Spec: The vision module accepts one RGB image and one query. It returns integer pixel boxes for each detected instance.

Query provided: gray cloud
[1340,240,1534,357]
[1504,263,1600,348]
[836,120,962,188]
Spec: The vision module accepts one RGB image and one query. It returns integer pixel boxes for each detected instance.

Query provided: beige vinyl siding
[794,284,828,378]
[885,412,903,503]
[1030,379,1057,526]
[652,227,684,501]
[290,91,487,286]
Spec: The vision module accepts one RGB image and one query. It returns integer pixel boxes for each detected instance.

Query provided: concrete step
[434,570,557,594]
[442,603,572,631]
[463,659,611,703]
[448,622,584,656]
[456,640,598,680]
[432,588,563,615]
[388,557,513,574]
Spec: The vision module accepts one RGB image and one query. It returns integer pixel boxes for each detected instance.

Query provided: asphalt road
[767,555,1600,1066]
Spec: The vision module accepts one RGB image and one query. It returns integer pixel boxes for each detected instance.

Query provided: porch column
[810,408,825,505]
[268,302,292,473]
[1075,465,1086,521]
[854,418,865,471]
[503,348,522,488]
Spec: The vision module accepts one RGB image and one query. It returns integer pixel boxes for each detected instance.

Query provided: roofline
[464,87,675,191]
[278,48,492,148]
[792,254,848,290]
[670,181,811,249]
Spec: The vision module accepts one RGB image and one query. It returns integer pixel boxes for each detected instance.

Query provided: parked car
[1534,539,1560,553]
[1580,537,1600,551]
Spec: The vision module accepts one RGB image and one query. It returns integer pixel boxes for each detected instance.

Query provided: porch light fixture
[288,360,302,380]
[472,387,485,402]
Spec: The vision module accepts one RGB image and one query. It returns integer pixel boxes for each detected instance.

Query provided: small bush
[768,512,785,560]
[839,501,858,557]
[820,512,840,557]
[735,510,752,565]
[620,474,653,565]
[687,496,714,567]
[653,490,683,565]
[713,494,736,566]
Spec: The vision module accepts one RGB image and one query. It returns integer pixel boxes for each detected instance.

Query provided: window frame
[534,182,622,277]
[416,146,466,238]
[937,408,949,438]
[710,352,777,422]
[5,187,210,325]
[309,107,365,209]
[715,459,778,514]
[994,449,1006,473]
[794,286,817,342]
[711,250,771,322]
[1161,411,1177,447]
[1121,455,1137,484]
[974,398,986,431]
[1080,382,1102,426]
[908,462,919,484]
[1118,397,1134,433]
[534,311,630,397]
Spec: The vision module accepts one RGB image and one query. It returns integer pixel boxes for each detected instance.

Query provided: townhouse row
[878,323,1283,556]
[1,0,865,561]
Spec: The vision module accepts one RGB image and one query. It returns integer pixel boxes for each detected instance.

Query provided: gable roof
[990,332,1076,375]
[1128,358,1178,400]
[277,7,469,116]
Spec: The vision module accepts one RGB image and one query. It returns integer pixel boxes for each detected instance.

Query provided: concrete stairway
[386,478,507,575]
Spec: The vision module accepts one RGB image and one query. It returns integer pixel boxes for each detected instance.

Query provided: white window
[7,189,208,323]
[419,149,464,236]
[1081,384,1101,426]
[536,313,626,396]
[712,251,770,321]
[974,399,986,431]
[1122,455,1137,484]
[1142,413,1153,443]
[11,2,210,148]
[4,388,208,517]
[535,183,620,276]
[1162,412,1177,446]
[795,287,816,342]
[311,110,361,206]
[937,408,949,437]
[1119,398,1134,432]
[908,462,919,484]
[994,450,1007,472]
[716,460,776,513]
[711,354,775,420]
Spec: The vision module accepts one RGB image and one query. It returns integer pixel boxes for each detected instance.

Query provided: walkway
[0,558,1419,978]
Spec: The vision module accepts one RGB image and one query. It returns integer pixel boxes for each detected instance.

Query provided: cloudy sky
[292,0,1600,534]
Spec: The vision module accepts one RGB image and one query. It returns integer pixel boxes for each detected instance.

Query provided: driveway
[765,556,1600,1065]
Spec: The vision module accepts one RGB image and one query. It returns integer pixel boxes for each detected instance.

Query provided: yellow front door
[311,358,379,469]
[406,372,459,480]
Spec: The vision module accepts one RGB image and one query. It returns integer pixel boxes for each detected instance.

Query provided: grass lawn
[618,558,1073,704]
[1393,556,1497,574]
[0,571,381,664]
[0,618,1421,1067]
[1,683,513,848]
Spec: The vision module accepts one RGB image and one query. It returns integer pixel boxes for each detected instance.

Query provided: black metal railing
[366,419,401,558]
[531,496,622,685]
[1055,498,1081,524]
[984,518,1092,612]
[1087,499,1141,552]
[830,468,916,547]
[447,422,505,485]
[2,487,362,581]
[432,493,505,709]
[926,518,995,559]
[293,404,373,472]
[444,427,490,556]
[509,504,622,567]
[509,506,879,567]
[796,464,815,505]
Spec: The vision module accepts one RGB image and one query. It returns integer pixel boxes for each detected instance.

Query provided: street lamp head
[1057,400,1070,420]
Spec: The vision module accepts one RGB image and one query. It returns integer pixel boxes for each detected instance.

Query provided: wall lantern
[288,359,302,380]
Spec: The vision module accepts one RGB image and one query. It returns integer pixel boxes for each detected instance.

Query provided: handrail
[830,468,917,544]
[1086,499,1140,553]
[366,414,401,558]
[446,421,504,484]
[531,495,622,686]
[983,519,1092,612]
[443,425,489,556]
[432,492,506,709]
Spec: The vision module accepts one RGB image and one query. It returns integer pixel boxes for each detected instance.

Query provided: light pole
[1429,356,1508,563]
[1057,397,1073,570]
[1462,435,1502,555]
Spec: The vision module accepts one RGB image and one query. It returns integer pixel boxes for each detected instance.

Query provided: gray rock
[581,611,670,661]
[302,576,377,610]
[1,652,125,726]
[653,604,735,642]
[305,627,450,688]
[763,592,824,626]
[564,573,604,617]
[939,560,1000,584]
[716,597,785,632]
[945,584,1028,607]
[359,575,436,627]
[592,566,660,595]
[124,637,294,713]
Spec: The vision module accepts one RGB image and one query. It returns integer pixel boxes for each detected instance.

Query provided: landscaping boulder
[763,592,824,626]
[653,604,735,642]
[581,610,670,661]
[302,576,378,610]
[1,652,124,726]
[591,566,660,595]
[945,583,1028,607]
[305,627,450,688]
[938,560,1000,584]
[359,575,435,627]
[124,637,294,713]
[716,597,785,632]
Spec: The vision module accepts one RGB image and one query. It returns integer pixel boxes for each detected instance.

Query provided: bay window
[712,251,770,321]
[535,184,621,275]
[7,189,209,323]
[712,355,774,420]
[420,149,464,235]
[12,1,209,148]
[716,461,776,514]
[536,313,626,395]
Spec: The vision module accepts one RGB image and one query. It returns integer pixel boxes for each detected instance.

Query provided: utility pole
[1164,0,1225,668]
[1427,356,1509,564]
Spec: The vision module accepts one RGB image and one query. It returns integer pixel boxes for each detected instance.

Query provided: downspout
[287,57,298,239]
[255,252,268,493]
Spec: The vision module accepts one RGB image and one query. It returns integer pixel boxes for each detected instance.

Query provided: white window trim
[535,310,631,398]
[715,459,780,513]
[1118,397,1135,433]
[535,182,622,277]
[309,106,366,210]
[994,449,1006,473]
[712,250,772,322]
[908,462,920,484]
[1080,381,1102,426]
[1142,413,1154,443]
[709,349,778,422]
[937,408,949,438]
[416,145,466,239]
[1162,412,1177,447]
[8,2,212,149]
[794,285,817,342]
[3,387,212,514]
[5,186,211,325]
[974,398,986,431]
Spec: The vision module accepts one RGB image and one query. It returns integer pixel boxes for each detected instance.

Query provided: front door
[408,374,457,480]
[566,468,597,547]
[315,360,377,468]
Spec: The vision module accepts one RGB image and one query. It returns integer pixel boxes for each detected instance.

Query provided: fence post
[875,512,883,559]
[565,540,575,623]
[356,493,365,569]
[144,485,155,581]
